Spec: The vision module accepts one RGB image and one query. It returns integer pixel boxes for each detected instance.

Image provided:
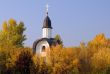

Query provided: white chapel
[33,5,59,57]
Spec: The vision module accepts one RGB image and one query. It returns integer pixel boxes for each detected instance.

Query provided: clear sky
[0,0,110,47]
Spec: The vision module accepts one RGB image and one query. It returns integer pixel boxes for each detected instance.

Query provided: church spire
[42,4,52,38]
[43,4,52,29]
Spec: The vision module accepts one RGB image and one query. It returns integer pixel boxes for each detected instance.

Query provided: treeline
[0,19,110,74]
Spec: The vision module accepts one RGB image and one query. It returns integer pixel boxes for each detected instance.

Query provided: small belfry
[42,4,52,38]
[33,5,59,57]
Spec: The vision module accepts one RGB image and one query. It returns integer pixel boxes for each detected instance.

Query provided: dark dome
[43,15,52,29]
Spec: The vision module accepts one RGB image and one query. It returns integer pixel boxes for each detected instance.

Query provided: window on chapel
[42,46,46,52]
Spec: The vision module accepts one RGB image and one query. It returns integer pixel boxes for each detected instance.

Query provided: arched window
[42,46,46,52]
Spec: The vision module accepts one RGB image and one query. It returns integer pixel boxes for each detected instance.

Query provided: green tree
[54,34,63,45]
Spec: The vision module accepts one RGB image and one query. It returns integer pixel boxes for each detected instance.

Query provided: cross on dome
[43,4,52,29]
[46,4,49,15]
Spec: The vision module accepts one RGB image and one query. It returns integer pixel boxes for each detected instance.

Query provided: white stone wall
[35,40,50,57]
[42,28,52,38]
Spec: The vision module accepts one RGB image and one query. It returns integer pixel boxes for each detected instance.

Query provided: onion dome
[43,14,52,29]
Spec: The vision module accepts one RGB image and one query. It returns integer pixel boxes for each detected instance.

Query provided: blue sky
[0,0,110,47]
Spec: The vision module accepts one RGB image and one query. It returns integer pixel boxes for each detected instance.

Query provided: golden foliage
[89,33,107,47]
[2,21,8,32]
[91,48,110,71]
[0,19,26,48]
[47,45,78,74]
[8,18,17,26]
[0,32,110,74]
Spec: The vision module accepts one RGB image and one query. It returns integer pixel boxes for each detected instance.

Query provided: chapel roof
[33,38,58,52]
[42,12,52,29]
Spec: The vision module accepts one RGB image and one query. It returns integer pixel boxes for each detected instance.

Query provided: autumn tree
[14,48,33,74]
[0,19,26,74]
[0,46,21,74]
[47,45,79,74]
[86,33,110,73]
[0,18,26,48]
[91,48,110,73]
[88,33,107,48]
